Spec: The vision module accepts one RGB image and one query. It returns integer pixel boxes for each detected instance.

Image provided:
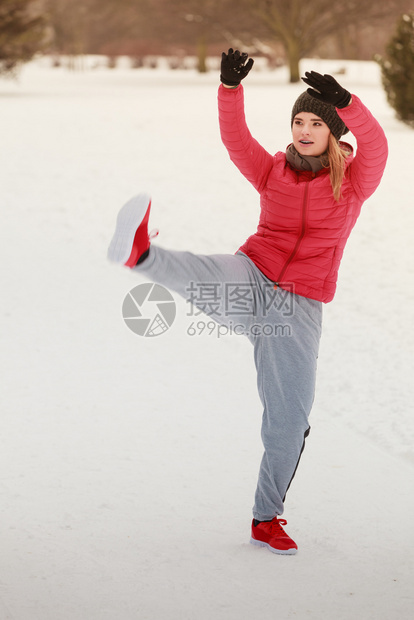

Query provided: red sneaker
[250,518,298,555]
[107,193,156,267]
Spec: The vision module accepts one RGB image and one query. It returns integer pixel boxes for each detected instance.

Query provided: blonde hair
[327,133,350,201]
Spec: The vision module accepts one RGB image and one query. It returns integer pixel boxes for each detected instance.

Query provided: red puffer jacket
[218,84,388,303]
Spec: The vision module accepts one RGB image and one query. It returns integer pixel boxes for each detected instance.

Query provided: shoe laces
[271,517,288,534]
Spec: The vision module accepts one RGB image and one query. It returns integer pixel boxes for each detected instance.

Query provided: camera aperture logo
[122,283,176,337]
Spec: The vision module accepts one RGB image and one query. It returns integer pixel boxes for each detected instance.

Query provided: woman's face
[292,112,331,157]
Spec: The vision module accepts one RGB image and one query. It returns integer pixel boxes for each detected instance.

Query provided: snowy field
[0,56,413,619]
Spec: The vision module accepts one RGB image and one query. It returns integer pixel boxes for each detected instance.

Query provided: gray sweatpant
[135,247,322,519]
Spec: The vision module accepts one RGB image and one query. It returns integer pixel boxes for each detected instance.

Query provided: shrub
[0,0,48,77]
[377,12,414,127]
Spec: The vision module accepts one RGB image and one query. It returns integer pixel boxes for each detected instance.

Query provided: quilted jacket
[218,84,388,302]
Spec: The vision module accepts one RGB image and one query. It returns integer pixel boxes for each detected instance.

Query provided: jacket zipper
[274,182,309,288]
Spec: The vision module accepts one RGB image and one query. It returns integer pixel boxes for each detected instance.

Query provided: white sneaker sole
[107,193,151,264]
[249,536,297,555]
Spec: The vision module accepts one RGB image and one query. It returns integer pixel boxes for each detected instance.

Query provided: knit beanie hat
[291,91,349,141]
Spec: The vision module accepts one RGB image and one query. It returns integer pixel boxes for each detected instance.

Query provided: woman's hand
[302,71,352,108]
[220,48,254,87]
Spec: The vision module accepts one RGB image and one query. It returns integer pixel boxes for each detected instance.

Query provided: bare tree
[242,0,410,82]
[149,0,235,71]
[45,0,147,63]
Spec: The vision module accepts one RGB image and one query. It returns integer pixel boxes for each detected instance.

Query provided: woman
[108,50,388,555]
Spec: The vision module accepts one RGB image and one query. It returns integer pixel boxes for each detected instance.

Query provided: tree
[146,0,236,72]
[242,0,410,82]
[377,12,414,127]
[0,0,47,75]
[45,0,145,61]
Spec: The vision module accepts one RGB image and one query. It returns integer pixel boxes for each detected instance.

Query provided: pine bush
[377,12,414,127]
[0,0,48,77]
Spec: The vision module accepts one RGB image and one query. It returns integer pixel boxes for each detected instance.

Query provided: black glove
[301,71,351,109]
[220,48,254,87]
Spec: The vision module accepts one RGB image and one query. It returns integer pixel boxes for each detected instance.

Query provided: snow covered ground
[0,57,413,619]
